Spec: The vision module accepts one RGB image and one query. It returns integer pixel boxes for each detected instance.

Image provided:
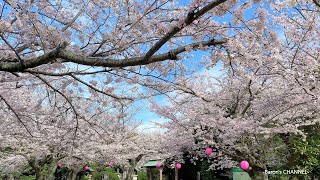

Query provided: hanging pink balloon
[109,161,113,167]
[205,147,213,155]
[85,165,89,171]
[240,160,249,170]
[57,162,62,167]
[156,162,161,168]
[176,163,181,169]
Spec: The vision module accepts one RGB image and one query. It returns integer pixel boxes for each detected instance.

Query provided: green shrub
[93,167,119,180]
[285,125,320,180]
[19,176,35,180]
[137,171,148,180]
[200,161,215,180]
[270,124,320,180]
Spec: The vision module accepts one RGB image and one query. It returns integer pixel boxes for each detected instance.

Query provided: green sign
[142,159,165,167]
[232,168,251,180]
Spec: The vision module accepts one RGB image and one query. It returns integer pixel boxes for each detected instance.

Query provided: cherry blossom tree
[0,1,235,175]
[1,0,320,179]
[0,77,145,179]
[152,67,319,178]
[0,0,245,177]
[0,0,232,102]
[0,76,167,179]
[150,0,319,179]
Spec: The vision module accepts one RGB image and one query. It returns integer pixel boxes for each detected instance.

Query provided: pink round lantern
[156,162,161,168]
[205,147,213,155]
[109,161,113,167]
[57,162,62,167]
[176,163,181,169]
[240,160,249,170]
[85,165,89,171]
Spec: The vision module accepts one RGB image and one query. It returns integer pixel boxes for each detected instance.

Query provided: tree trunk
[29,157,43,180]
[126,166,134,180]
[69,170,78,180]
[44,157,58,180]
[7,174,14,180]
[175,168,178,180]
[28,155,66,180]
[35,172,43,180]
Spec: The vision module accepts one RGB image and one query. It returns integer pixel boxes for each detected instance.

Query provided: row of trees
[0,0,319,179]
[150,0,320,179]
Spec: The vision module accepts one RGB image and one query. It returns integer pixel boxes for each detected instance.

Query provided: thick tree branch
[0,38,226,72]
[142,0,227,62]
[241,80,254,116]
[24,69,113,76]
[313,0,320,7]
[60,38,226,67]
[0,42,67,72]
